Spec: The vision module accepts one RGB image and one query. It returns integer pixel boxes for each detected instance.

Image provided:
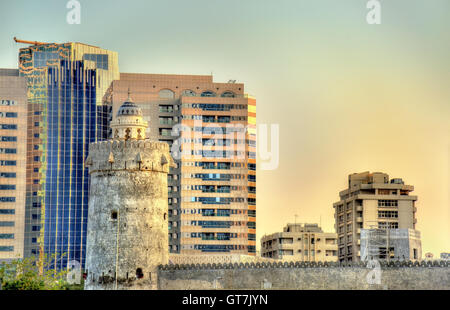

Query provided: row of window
[0,246,14,252]
[0,197,15,202]
[0,209,15,214]
[378,200,398,207]
[188,197,247,205]
[159,89,238,99]
[0,148,17,154]
[182,115,247,121]
[0,172,16,178]
[1,136,17,142]
[0,112,18,118]
[170,208,252,216]
[0,185,15,190]
[378,210,398,218]
[0,124,17,130]
[182,103,247,111]
[378,222,399,229]
[0,233,14,239]
[0,100,17,106]
[171,220,252,229]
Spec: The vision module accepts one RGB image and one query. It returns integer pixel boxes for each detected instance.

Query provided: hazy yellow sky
[0,0,448,256]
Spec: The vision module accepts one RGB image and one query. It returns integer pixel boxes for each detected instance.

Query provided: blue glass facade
[19,43,119,270]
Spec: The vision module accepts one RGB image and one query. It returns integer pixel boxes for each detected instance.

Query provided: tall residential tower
[0,69,27,261]
[110,74,257,255]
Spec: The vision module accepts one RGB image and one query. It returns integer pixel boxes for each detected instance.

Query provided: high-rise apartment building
[110,74,256,255]
[17,42,119,269]
[260,223,338,261]
[333,171,421,262]
[0,69,27,261]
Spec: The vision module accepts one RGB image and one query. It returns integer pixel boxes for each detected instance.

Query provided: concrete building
[360,228,422,261]
[333,171,421,262]
[84,93,174,290]
[260,223,338,262]
[0,69,27,261]
[109,74,257,256]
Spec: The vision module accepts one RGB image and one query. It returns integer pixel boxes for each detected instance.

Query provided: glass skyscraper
[18,42,119,269]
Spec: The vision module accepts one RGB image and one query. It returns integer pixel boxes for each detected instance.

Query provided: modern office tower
[110,74,256,255]
[260,223,338,261]
[0,69,27,261]
[18,42,119,269]
[333,171,421,262]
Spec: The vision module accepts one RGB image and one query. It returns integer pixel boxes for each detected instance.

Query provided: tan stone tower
[84,92,174,290]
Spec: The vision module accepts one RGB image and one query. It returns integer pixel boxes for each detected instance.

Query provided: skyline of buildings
[0,41,258,266]
[0,40,446,265]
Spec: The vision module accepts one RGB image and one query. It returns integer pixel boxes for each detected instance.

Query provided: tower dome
[111,89,148,140]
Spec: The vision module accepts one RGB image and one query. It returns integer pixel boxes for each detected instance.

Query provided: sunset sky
[0,0,449,256]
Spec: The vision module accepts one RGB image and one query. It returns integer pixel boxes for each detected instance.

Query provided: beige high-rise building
[110,74,257,256]
[260,223,338,262]
[333,171,421,262]
[0,69,27,261]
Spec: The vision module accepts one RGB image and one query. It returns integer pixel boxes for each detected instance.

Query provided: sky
[0,0,449,256]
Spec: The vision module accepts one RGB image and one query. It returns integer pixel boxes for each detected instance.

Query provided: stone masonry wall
[158,261,450,290]
[84,140,173,290]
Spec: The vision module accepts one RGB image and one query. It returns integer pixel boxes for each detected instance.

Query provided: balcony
[356,205,363,212]
[356,217,363,223]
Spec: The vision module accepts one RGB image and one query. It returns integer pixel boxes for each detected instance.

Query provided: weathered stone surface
[84,140,173,290]
[157,265,450,290]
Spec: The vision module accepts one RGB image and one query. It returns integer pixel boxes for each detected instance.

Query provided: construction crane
[14,37,48,45]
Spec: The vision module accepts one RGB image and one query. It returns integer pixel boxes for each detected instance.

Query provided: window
[378,222,399,229]
[378,210,398,218]
[0,221,14,227]
[182,89,196,97]
[0,246,14,252]
[0,172,16,178]
[0,185,15,190]
[159,89,175,99]
[0,209,15,214]
[0,197,15,202]
[0,234,14,239]
[0,160,16,166]
[0,124,17,130]
[378,200,398,207]
[111,211,118,220]
[221,91,236,98]
[1,136,17,142]
[201,91,216,97]
[136,268,144,279]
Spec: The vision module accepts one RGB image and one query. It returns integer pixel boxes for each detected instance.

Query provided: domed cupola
[111,89,148,140]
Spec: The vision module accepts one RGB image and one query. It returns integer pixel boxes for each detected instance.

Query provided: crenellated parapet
[85,139,175,173]
[159,260,450,271]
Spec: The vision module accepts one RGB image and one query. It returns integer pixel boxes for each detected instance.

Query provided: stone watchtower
[84,90,174,290]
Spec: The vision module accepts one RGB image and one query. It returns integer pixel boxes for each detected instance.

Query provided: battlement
[86,139,174,173]
[159,260,450,271]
